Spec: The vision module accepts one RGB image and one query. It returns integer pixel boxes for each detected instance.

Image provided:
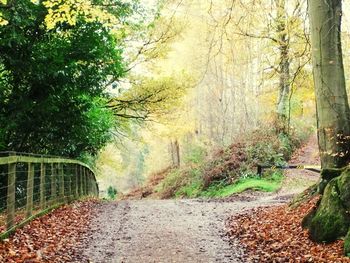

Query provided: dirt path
[75,136,321,263]
[78,198,287,263]
[277,134,320,195]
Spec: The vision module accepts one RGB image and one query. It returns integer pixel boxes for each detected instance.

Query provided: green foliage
[203,178,281,197]
[175,180,202,198]
[174,168,202,198]
[245,129,296,167]
[0,0,127,157]
[202,171,283,197]
[157,169,184,198]
[183,144,206,164]
[153,124,307,199]
[107,186,118,200]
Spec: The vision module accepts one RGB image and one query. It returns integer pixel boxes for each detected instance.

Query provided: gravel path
[77,136,320,263]
[79,197,287,263]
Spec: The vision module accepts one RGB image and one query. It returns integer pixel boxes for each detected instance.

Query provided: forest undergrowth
[123,123,313,200]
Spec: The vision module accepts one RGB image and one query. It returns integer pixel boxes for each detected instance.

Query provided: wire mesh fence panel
[0,152,99,237]
[15,164,27,211]
[0,166,8,213]
[45,165,52,206]
[33,165,41,206]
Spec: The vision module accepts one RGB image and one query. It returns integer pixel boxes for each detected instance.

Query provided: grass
[175,180,202,198]
[160,167,284,199]
[154,131,291,199]
[201,172,283,198]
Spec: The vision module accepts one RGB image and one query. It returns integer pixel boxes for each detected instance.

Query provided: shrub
[107,186,118,200]
[183,144,207,164]
[150,122,312,199]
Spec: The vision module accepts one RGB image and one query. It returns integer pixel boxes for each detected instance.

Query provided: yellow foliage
[0,0,7,26]
[0,16,8,26]
[114,73,194,120]
[43,0,119,29]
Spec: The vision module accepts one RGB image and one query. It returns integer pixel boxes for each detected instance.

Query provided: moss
[318,168,344,194]
[337,168,350,209]
[302,206,317,229]
[309,178,349,242]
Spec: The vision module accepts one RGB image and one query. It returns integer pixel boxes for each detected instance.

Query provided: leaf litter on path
[0,199,100,263]
[226,195,350,262]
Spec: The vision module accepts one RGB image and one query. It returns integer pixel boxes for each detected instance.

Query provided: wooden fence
[0,152,99,238]
[257,164,321,176]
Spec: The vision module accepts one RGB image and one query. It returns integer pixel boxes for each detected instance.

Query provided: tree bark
[170,139,180,168]
[304,1,350,251]
[275,0,291,133]
[309,0,350,168]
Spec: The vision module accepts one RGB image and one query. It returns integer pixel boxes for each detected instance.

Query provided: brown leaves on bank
[227,196,350,262]
[0,200,100,263]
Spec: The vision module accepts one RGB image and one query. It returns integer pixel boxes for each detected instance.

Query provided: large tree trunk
[275,0,290,133]
[309,0,350,168]
[303,1,350,253]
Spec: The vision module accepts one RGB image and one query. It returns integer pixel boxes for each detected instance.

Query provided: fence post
[51,163,57,205]
[95,177,99,197]
[40,162,46,209]
[79,167,82,196]
[257,165,262,177]
[92,175,98,196]
[83,168,87,196]
[7,163,16,230]
[26,163,34,218]
[59,164,64,202]
[85,169,89,195]
[67,165,72,200]
[87,171,91,195]
[74,165,79,198]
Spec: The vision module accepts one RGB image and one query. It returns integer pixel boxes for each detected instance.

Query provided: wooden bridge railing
[0,152,99,238]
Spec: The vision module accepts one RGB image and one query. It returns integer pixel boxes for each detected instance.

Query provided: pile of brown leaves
[0,199,100,263]
[227,196,350,262]
[203,142,247,188]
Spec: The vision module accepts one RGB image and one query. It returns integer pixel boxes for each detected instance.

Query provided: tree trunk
[170,140,180,168]
[173,139,180,168]
[303,1,350,252]
[309,0,350,168]
[275,0,290,133]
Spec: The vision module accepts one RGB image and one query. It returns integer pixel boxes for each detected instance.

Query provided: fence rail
[0,152,99,238]
[257,164,321,176]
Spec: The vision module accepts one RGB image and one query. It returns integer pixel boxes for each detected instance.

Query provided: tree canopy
[0,0,128,157]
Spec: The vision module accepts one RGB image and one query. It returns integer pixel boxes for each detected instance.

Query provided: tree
[108,74,192,121]
[206,0,310,134]
[0,0,128,157]
[275,0,291,130]
[302,0,350,250]
[309,0,350,168]
[170,139,180,168]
